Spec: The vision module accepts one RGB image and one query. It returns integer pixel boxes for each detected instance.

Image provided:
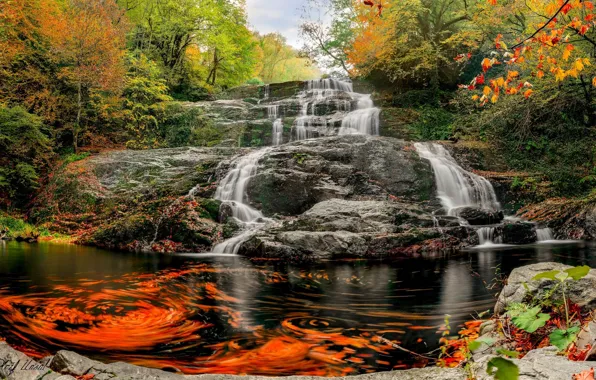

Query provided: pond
[0,240,594,376]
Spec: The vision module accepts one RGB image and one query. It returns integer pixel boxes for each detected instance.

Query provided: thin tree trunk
[75,79,83,152]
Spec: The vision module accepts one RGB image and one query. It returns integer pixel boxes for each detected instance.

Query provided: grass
[0,214,68,241]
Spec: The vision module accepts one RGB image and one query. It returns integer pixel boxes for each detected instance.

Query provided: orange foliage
[467,0,596,105]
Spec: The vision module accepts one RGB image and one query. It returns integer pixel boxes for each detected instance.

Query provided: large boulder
[454,207,504,226]
[237,199,477,260]
[30,147,238,253]
[500,221,537,244]
[245,135,435,216]
[495,262,596,314]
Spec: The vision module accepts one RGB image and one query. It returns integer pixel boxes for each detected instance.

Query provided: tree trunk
[74,79,83,153]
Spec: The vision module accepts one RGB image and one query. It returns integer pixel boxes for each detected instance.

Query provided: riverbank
[3,340,596,380]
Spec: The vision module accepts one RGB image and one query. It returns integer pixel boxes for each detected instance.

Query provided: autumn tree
[461,0,596,123]
[347,0,485,90]
[255,33,321,83]
[44,0,128,151]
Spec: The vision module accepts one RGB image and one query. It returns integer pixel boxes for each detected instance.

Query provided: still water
[0,241,594,375]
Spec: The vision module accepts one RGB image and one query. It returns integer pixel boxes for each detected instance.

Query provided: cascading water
[272,119,283,146]
[537,228,555,242]
[338,108,381,135]
[212,149,272,254]
[477,227,503,246]
[307,79,353,92]
[291,78,380,141]
[414,142,501,215]
[414,142,506,246]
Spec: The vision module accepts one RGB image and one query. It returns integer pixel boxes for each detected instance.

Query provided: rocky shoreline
[4,342,596,380]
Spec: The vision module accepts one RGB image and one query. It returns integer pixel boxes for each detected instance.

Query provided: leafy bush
[411,107,454,140]
[161,103,221,147]
[245,78,264,85]
[0,106,53,208]
[0,214,50,239]
[452,83,595,196]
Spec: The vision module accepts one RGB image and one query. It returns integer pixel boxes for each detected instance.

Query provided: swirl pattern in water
[0,241,594,375]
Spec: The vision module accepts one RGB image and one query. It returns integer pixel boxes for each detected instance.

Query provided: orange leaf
[573,368,595,380]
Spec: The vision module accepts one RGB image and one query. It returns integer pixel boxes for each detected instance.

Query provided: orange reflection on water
[0,263,427,375]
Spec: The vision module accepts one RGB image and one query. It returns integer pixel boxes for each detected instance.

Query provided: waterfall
[477,227,502,246]
[414,142,501,216]
[213,149,271,254]
[307,79,353,92]
[292,78,379,141]
[272,119,283,146]
[267,105,279,119]
[537,228,555,242]
[338,108,380,136]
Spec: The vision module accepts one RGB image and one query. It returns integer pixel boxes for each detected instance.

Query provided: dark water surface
[0,240,594,375]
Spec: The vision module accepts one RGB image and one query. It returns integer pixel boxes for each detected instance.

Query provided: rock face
[0,342,72,380]
[519,196,596,240]
[474,347,596,380]
[495,262,596,314]
[237,198,476,260]
[246,135,435,216]
[30,147,240,253]
[454,207,504,226]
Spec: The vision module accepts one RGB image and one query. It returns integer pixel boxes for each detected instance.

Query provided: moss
[200,199,221,220]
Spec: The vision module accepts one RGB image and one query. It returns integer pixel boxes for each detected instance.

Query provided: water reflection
[0,241,594,375]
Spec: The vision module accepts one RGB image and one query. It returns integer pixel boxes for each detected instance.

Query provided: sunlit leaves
[487,357,519,380]
[550,326,581,351]
[511,306,551,333]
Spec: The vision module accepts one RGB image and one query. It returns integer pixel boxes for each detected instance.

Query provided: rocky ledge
[4,340,596,380]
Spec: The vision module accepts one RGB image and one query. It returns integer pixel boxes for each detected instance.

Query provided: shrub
[0,106,53,208]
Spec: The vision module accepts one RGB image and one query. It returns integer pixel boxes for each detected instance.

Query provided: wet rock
[519,197,596,240]
[500,222,537,244]
[237,199,476,260]
[246,135,435,216]
[51,350,180,380]
[495,262,596,314]
[454,207,504,226]
[0,342,67,380]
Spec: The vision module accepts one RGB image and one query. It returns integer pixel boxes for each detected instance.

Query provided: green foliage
[62,152,91,166]
[122,54,173,149]
[0,106,53,207]
[510,306,551,333]
[468,336,495,351]
[549,327,581,351]
[0,214,50,239]
[411,107,454,140]
[161,104,221,147]
[487,357,519,380]
[452,83,595,196]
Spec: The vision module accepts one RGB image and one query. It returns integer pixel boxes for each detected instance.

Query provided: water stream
[414,142,501,215]
[213,148,272,254]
